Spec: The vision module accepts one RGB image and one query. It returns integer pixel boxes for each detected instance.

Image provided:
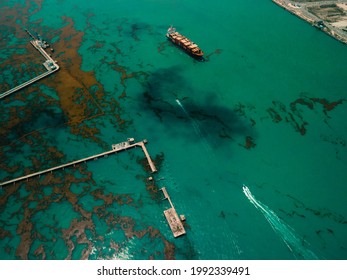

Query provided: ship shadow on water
[136,66,256,149]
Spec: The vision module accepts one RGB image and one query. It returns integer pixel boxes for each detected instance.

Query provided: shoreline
[272,0,347,45]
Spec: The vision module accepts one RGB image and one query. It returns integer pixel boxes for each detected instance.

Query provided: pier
[0,138,157,187]
[161,187,186,238]
[137,139,157,173]
[0,30,59,99]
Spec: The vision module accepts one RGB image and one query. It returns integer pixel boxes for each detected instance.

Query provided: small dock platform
[0,138,157,187]
[161,187,186,238]
[164,208,186,238]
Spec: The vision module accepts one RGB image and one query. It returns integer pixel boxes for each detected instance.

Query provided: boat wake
[242,185,319,259]
[175,99,212,153]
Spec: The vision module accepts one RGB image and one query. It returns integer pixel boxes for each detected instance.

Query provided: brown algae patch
[241,136,256,150]
[1,2,176,260]
[266,96,345,135]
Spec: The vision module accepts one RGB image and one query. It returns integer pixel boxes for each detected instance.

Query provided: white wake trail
[175,99,212,153]
[242,185,319,260]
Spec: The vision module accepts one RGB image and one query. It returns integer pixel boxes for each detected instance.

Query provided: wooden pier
[0,32,59,99]
[161,187,186,238]
[0,138,157,187]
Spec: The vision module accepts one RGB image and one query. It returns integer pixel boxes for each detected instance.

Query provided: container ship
[166,26,204,59]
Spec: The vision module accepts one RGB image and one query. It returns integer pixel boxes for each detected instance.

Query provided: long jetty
[0,30,59,99]
[0,138,157,187]
[161,187,186,238]
[0,69,57,99]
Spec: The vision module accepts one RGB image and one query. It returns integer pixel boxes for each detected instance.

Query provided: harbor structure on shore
[272,0,347,45]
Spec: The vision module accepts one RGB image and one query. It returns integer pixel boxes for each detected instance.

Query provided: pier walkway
[137,140,157,173]
[161,187,186,238]
[0,33,59,99]
[0,68,58,99]
[0,138,157,187]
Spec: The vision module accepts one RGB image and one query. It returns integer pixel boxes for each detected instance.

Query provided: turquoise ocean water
[1,0,347,259]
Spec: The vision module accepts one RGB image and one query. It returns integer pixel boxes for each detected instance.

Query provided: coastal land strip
[272,0,347,44]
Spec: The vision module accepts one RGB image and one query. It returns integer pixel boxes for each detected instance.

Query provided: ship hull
[166,27,204,61]
[166,36,204,60]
